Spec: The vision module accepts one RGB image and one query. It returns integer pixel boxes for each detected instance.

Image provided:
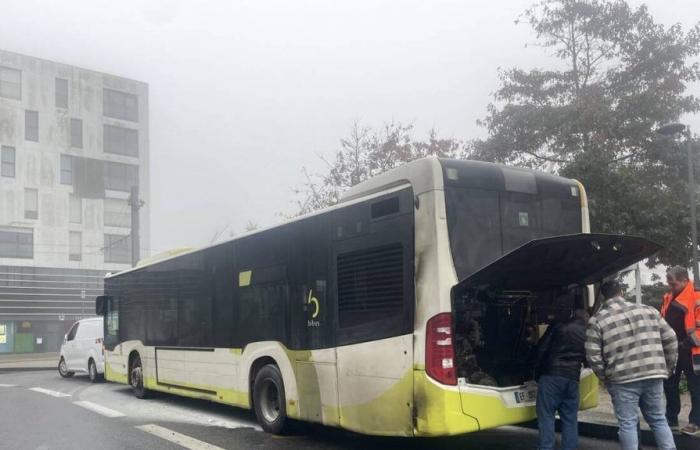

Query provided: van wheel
[88,358,101,383]
[129,354,151,399]
[253,364,288,434]
[58,357,74,378]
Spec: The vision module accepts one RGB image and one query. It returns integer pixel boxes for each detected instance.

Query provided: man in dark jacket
[662,266,700,435]
[535,309,589,450]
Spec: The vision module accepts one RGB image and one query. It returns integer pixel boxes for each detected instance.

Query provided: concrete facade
[0,49,149,353]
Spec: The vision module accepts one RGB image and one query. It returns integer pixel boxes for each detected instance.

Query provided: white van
[58,317,104,382]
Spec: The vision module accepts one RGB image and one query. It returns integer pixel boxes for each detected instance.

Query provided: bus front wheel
[129,354,151,399]
[253,364,288,434]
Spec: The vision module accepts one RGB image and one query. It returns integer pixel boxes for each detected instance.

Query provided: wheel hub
[259,379,281,423]
[131,366,142,389]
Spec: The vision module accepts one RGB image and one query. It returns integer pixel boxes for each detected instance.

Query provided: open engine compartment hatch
[452,233,662,294]
[450,233,661,396]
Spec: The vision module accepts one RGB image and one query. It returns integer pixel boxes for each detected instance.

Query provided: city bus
[96,157,660,436]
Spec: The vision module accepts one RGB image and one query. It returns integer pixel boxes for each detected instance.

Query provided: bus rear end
[412,160,659,436]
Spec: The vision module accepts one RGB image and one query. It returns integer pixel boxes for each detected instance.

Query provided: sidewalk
[573,386,697,449]
[580,386,692,428]
[0,352,58,371]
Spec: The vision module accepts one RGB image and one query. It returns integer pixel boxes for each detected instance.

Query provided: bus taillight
[426,312,457,386]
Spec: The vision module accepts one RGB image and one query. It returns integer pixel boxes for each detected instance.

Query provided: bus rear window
[445,186,581,280]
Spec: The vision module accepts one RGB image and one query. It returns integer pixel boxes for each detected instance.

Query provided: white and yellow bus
[97,157,659,436]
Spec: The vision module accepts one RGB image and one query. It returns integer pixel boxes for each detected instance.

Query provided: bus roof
[341,157,577,202]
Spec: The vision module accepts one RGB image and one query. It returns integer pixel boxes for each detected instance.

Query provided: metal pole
[687,127,699,289]
[129,185,141,267]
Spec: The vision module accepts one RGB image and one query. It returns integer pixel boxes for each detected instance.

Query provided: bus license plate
[514,388,536,404]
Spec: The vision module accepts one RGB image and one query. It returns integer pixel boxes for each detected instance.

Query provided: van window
[66,323,79,341]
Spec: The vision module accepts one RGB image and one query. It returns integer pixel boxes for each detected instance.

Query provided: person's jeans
[536,375,580,450]
[664,357,700,426]
[608,379,676,450]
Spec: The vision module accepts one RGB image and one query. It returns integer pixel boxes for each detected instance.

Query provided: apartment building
[0,50,149,353]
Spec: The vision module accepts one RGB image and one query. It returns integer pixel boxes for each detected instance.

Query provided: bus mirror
[95,296,107,316]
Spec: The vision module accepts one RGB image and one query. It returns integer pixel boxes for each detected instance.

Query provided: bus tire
[253,364,288,434]
[129,354,151,399]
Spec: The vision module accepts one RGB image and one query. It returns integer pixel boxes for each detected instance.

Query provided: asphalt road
[0,370,622,450]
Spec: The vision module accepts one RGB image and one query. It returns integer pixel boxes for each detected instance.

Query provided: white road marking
[73,401,125,418]
[0,384,16,387]
[136,424,226,450]
[29,387,71,398]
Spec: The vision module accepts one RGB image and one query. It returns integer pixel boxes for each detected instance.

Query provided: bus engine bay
[452,286,585,387]
[448,233,663,389]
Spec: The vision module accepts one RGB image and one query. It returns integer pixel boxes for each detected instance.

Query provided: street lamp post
[657,122,698,288]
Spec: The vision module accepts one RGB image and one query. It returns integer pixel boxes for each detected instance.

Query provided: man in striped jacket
[586,280,678,450]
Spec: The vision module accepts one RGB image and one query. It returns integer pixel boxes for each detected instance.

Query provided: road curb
[522,419,697,449]
[0,367,55,373]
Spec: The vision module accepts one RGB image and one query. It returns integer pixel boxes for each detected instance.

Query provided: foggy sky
[1,0,698,255]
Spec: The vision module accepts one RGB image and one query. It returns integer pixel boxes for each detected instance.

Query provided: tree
[473,0,700,267]
[290,121,464,216]
[641,282,666,308]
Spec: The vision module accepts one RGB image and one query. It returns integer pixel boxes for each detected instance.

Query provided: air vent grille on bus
[337,244,404,323]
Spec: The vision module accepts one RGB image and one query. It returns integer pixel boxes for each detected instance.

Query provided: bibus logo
[307,289,320,327]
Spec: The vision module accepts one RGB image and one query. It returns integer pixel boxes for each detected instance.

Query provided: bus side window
[237,265,288,345]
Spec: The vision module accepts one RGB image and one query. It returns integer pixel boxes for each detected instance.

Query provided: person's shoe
[681,423,700,436]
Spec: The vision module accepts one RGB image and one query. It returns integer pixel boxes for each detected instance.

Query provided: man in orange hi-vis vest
[662,266,700,436]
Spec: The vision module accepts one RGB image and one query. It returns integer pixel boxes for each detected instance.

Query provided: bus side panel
[285,213,340,426]
[335,335,414,436]
[332,187,415,436]
[233,214,340,426]
[104,348,128,384]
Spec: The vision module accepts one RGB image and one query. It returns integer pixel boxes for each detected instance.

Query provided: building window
[60,154,73,185]
[69,231,82,261]
[103,88,138,122]
[1,146,15,178]
[70,118,83,148]
[104,234,131,264]
[0,227,33,259]
[0,66,21,100]
[25,110,39,142]
[104,161,138,192]
[104,198,131,228]
[69,195,82,223]
[55,78,68,108]
[103,125,138,157]
[24,189,38,220]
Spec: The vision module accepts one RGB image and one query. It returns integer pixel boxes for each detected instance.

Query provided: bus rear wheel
[253,364,288,434]
[129,354,151,399]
